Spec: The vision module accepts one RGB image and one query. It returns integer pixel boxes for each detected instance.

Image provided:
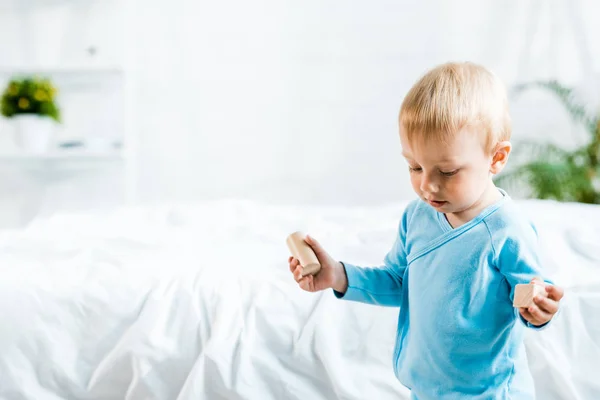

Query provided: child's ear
[490,141,511,174]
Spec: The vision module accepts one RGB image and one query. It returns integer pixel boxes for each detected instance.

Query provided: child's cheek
[448,176,467,199]
[445,175,459,192]
[410,174,421,192]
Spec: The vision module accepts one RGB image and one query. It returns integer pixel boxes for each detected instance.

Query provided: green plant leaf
[496,141,599,203]
[512,80,597,135]
[504,80,600,204]
[1,76,60,123]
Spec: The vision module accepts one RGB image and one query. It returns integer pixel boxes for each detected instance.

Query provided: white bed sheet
[0,199,598,399]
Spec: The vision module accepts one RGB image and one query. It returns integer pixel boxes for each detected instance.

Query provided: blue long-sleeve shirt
[334,190,553,399]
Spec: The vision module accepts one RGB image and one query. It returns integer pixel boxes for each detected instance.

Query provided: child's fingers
[289,257,299,273]
[298,277,306,290]
[298,274,316,292]
[533,295,558,314]
[305,235,325,257]
[293,265,304,282]
[519,307,544,325]
[545,285,564,302]
[527,304,551,323]
[519,307,533,321]
[299,276,310,291]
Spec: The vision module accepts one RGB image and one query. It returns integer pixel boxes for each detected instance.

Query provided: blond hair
[399,62,511,153]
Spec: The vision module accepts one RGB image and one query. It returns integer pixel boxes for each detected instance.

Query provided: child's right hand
[288,234,348,294]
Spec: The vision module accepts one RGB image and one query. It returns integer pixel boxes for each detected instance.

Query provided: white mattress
[0,199,598,399]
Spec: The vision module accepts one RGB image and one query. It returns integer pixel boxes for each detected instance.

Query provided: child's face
[400,128,508,215]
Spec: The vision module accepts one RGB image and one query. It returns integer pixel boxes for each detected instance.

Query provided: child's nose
[420,175,439,193]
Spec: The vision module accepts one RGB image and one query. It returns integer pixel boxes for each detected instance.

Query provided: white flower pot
[13,115,55,153]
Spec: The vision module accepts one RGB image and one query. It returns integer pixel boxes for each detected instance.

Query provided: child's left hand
[519,277,564,327]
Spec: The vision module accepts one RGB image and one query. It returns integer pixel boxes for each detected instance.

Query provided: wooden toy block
[286,231,321,276]
[513,283,546,308]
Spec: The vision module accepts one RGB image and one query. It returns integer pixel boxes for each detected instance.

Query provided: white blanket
[0,199,598,399]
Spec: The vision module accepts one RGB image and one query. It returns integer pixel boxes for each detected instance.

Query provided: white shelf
[0,150,126,184]
[0,151,124,163]
[0,0,137,221]
[0,0,116,8]
[0,65,124,77]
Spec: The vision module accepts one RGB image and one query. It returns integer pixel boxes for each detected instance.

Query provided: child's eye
[440,169,458,177]
[408,166,422,173]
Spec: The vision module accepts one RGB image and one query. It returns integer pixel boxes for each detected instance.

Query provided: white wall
[131,0,440,206]
[0,0,599,228]
[437,0,600,150]
[0,1,126,228]
[131,0,600,206]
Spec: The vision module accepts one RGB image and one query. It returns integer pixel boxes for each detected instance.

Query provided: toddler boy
[289,61,564,399]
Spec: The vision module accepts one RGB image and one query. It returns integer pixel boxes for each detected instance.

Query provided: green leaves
[497,79,600,204]
[513,80,597,135]
[1,76,61,122]
[496,155,598,203]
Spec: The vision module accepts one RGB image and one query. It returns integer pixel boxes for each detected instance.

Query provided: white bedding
[0,199,599,400]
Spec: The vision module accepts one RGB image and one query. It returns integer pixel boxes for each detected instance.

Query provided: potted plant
[1,76,61,153]
[495,81,600,204]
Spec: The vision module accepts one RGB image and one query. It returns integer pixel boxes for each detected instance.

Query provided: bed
[0,198,598,399]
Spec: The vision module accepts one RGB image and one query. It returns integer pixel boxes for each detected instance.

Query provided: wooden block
[286,231,321,276]
[513,283,546,308]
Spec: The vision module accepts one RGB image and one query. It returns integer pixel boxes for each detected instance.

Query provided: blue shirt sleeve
[490,221,555,330]
[332,204,411,307]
